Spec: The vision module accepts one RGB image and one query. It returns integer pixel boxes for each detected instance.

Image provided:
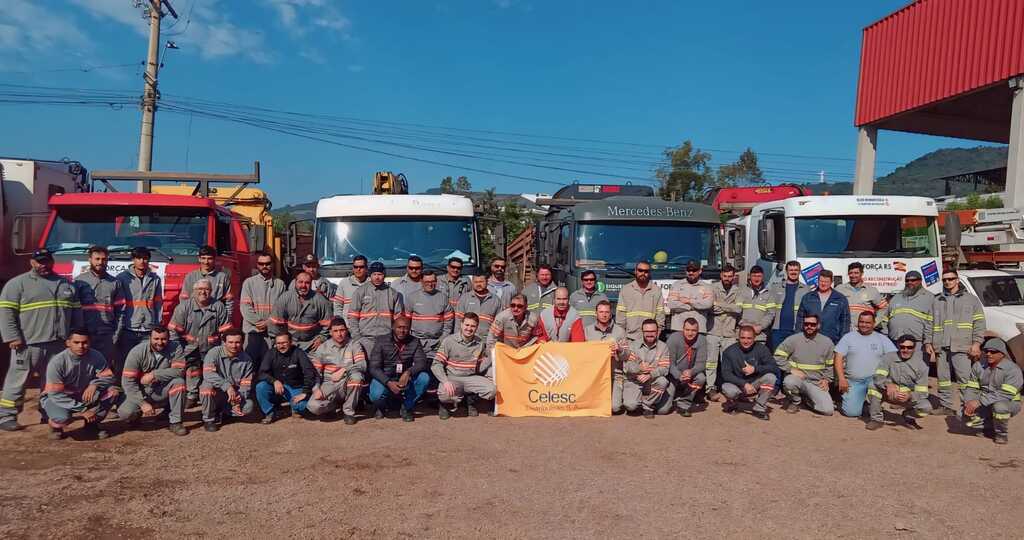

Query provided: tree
[656,140,716,201]
[717,148,764,186]
[455,176,472,193]
[439,176,454,194]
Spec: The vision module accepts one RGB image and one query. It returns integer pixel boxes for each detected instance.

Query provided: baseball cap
[369,261,385,274]
[31,248,54,262]
[905,271,922,281]
[303,254,320,266]
[686,260,701,271]
[983,338,1008,355]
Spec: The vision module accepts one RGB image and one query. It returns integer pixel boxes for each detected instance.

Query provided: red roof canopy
[855,0,1024,142]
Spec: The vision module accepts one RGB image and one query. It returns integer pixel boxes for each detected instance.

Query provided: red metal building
[852,0,1024,206]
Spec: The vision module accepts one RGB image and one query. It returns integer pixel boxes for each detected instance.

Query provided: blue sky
[0,0,996,205]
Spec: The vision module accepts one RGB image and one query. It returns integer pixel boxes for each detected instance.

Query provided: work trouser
[967,401,1021,437]
[255,381,310,416]
[199,385,254,423]
[119,378,187,424]
[783,374,835,415]
[866,384,932,423]
[118,330,150,360]
[937,348,972,409]
[437,374,496,406]
[704,335,734,391]
[184,350,208,403]
[369,372,430,412]
[672,372,707,411]
[40,389,118,430]
[721,373,776,413]
[306,374,363,417]
[0,340,64,423]
[622,376,672,414]
[611,373,625,413]
[245,332,272,366]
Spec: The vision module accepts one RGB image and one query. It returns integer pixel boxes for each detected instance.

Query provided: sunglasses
[636,269,651,274]
[582,277,596,281]
[803,322,818,326]
[256,261,272,266]
[353,264,367,269]
[510,303,526,309]
[408,266,423,270]
[898,345,916,350]
[942,277,958,282]
[492,264,506,269]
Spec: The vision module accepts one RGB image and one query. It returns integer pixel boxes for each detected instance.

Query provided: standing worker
[667,260,713,335]
[767,260,810,349]
[455,273,502,340]
[796,269,849,344]
[706,264,742,402]
[486,257,517,309]
[775,314,836,416]
[239,251,286,362]
[269,272,332,353]
[178,245,235,319]
[291,255,337,301]
[932,269,986,416]
[488,294,545,351]
[835,262,885,332]
[443,257,472,308]
[523,264,558,312]
[615,261,665,341]
[737,265,773,343]
[569,270,608,326]
[331,255,368,318]
[392,255,425,302]
[168,279,232,406]
[961,338,1022,445]
[0,249,82,432]
[116,247,163,356]
[536,287,579,343]
[73,245,126,374]
[404,270,453,361]
[347,262,403,357]
[877,271,935,356]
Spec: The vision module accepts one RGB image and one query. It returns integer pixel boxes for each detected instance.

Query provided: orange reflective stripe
[43,383,65,393]
[122,370,141,378]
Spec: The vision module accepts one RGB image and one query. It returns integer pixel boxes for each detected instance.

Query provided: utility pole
[137,0,177,173]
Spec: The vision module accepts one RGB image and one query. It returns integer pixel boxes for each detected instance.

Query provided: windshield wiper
[48,246,90,254]
[108,246,174,262]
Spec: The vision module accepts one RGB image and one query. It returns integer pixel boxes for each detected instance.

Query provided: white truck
[725,195,943,293]
[307,193,482,283]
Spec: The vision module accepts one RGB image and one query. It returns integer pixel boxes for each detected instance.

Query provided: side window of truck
[215,214,232,255]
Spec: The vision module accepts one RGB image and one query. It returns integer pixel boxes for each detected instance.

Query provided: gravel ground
[0,385,1022,539]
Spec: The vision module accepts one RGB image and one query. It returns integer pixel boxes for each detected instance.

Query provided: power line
[0,62,140,75]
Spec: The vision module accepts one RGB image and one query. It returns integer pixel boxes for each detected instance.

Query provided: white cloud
[0,0,94,69]
[264,0,351,37]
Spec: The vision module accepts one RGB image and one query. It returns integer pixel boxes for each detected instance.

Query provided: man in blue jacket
[797,270,850,344]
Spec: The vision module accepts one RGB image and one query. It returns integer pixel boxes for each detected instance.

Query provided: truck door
[723,221,746,272]
[756,210,786,284]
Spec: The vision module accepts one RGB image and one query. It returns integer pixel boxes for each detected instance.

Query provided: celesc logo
[533,353,570,386]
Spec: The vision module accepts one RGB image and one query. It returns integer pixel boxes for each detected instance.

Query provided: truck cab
[726,195,943,293]
[536,184,722,303]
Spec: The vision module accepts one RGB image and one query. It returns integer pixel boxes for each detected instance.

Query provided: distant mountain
[808,145,1007,197]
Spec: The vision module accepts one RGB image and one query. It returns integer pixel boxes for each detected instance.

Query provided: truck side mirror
[943,212,961,249]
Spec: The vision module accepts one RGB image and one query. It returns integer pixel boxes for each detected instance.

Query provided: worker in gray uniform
[568,270,608,326]
[0,249,82,432]
[40,328,118,440]
[666,260,713,335]
[932,269,986,416]
[331,255,368,317]
[442,257,472,309]
[290,254,337,301]
[168,278,231,405]
[523,264,558,312]
[877,271,934,354]
[489,294,545,351]
[118,326,189,436]
[706,264,742,401]
[347,261,403,357]
[865,334,931,431]
[623,319,673,418]
[199,330,255,432]
[570,300,629,413]
[455,273,502,340]
[736,265,773,343]
[962,338,1022,445]
[486,257,517,309]
[405,271,454,360]
[666,317,707,417]
[116,247,163,356]
[269,272,332,352]
[178,245,235,320]
[73,245,126,374]
[433,313,495,419]
[774,314,836,416]
[392,255,425,302]
[306,317,366,425]
[239,250,286,361]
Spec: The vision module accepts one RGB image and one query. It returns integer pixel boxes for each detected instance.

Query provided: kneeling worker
[962,338,1023,445]
[306,317,366,424]
[866,334,931,431]
[433,313,495,419]
[666,317,706,417]
[41,328,119,440]
[775,314,836,416]
[719,325,776,420]
[199,330,256,432]
[119,326,189,436]
[623,319,673,418]
[255,332,316,424]
[368,316,430,422]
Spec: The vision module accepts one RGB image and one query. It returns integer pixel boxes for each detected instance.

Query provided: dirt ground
[0,384,1022,540]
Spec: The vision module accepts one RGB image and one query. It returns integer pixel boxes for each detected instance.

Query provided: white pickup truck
[957,269,1024,366]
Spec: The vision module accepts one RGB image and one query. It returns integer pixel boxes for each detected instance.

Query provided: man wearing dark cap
[865,334,931,431]
[291,254,337,300]
[878,271,936,358]
[0,249,83,431]
[962,338,1020,444]
[667,260,714,336]
[178,245,235,320]
[348,261,403,357]
[116,246,164,357]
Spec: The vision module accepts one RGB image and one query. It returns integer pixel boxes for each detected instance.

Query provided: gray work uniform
[199,346,256,423]
[623,340,673,414]
[331,275,367,318]
[486,278,517,309]
[487,309,542,351]
[736,284,773,341]
[933,288,986,409]
[168,299,231,401]
[119,341,188,425]
[707,282,742,391]
[775,332,836,415]
[667,279,714,333]
[39,348,117,430]
[578,323,629,413]
[289,274,336,301]
[239,274,286,357]
[523,282,558,313]
[867,351,932,422]
[0,269,82,424]
[442,275,472,308]
[432,333,495,406]
[391,274,422,304]
[615,281,666,341]
[455,291,502,340]
[74,269,126,372]
[269,290,332,351]
[179,268,235,319]
[116,268,163,354]
[962,359,1023,437]
[835,282,885,332]
[406,288,454,359]
[569,289,608,327]
[666,332,707,411]
[306,338,366,417]
[347,282,403,356]
[878,287,934,343]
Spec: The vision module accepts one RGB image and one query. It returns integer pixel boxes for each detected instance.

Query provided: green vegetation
[943,193,1003,211]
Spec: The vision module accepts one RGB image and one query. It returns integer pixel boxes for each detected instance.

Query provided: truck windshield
[316,218,476,267]
[794,216,938,258]
[45,208,209,257]
[575,222,716,269]
[969,275,1024,307]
